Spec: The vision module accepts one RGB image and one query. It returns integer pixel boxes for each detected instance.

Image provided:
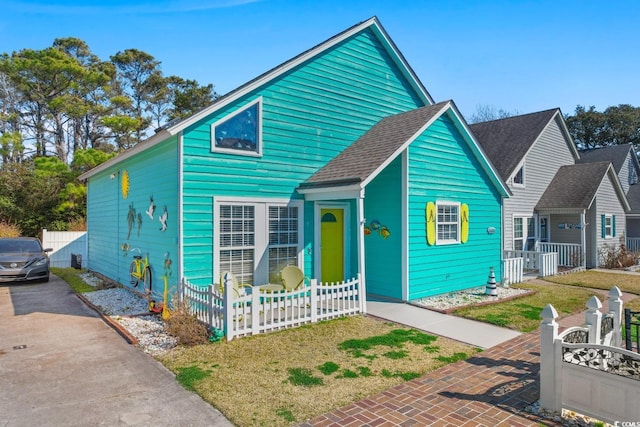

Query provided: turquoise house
[79,17,508,303]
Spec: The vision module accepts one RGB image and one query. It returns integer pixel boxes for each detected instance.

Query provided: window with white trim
[211,99,261,155]
[513,165,524,186]
[217,200,301,285]
[513,216,535,250]
[268,206,299,283]
[436,202,460,244]
[604,215,613,238]
[219,205,255,285]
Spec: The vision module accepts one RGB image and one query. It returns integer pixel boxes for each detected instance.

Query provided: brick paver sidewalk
[301,288,632,427]
[301,331,552,427]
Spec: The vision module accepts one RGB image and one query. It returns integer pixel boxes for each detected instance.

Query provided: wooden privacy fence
[179,274,365,340]
[41,229,87,268]
[540,286,640,424]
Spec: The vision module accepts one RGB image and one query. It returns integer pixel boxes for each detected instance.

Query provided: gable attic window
[512,165,524,186]
[211,98,262,156]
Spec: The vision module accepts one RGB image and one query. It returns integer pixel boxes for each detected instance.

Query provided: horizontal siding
[364,157,403,299]
[180,29,426,284]
[594,174,627,266]
[87,138,179,298]
[504,117,576,250]
[407,115,503,299]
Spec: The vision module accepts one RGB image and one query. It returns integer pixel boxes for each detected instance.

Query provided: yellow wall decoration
[121,170,130,199]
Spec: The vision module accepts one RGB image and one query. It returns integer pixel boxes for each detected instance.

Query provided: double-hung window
[436,202,460,244]
[601,215,616,239]
[513,216,535,250]
[217,199,302,285]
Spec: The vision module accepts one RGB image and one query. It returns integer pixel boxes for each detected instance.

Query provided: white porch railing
[627,237,640,253]
[179,274,364,341]
[537,242,582,267]
[502,257,523,285]
[503,250,557,277]
[539,287,640,424]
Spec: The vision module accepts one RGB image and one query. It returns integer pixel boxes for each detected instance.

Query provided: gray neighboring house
[578,144,640,246]
[471,109,630,269]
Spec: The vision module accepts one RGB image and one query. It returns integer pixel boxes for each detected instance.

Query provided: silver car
[0,237,52,283]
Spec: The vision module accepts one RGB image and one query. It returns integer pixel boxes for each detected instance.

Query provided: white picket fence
[180,274,365,340]
[502,257,523,285]
[503,250,558,278]
[540,287,640,424]
[41,229,87,268]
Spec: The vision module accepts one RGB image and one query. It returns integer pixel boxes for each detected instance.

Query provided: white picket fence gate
[41,229,87,268]
[180,274,365,340]
[540,287,640,424]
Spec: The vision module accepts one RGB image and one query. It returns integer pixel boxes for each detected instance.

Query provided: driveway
[0,275,233,427]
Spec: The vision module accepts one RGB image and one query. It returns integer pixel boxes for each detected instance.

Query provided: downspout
[581,210,587,268]
[178,131,184,285]
[357,187,367,313]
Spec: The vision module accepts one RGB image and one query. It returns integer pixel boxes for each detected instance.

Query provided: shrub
[165,299,209,346]
[599,236,636,269]
[0,221,21,237]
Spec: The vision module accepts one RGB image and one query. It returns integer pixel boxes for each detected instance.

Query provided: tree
[565,104,640,150]
[468,104,518,124]
[110,49,161,144]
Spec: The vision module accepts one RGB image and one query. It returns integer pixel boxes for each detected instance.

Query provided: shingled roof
[626,184,640,215]
[535,162,616,209]
[578,144,635,173]
[299,102,450,188]
[469,109,561,180]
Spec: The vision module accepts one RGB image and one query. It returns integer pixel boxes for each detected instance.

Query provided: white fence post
[310,279,318,323]
[608,286,623,348]
[223,273,233,341]
[358,273,366,314]
[585,296,602,344]
[539,304,561,412]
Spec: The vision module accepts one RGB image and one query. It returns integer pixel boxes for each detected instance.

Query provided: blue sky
[1,0,639,119]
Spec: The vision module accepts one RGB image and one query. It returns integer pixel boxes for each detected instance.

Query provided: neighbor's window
[604,215,613,238]
[513,165,524,186]
[436,202,460,244]
[513,216,535,250]
[211,99,261,155]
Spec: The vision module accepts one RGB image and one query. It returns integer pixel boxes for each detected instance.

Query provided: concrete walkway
[0,276,232,427]
[367,300,522,349]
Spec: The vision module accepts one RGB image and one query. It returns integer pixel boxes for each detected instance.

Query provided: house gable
[406,114,504,298]
[471,110,579,251]
[176,22,433,285]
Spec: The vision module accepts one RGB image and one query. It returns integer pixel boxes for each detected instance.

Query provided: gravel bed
[81,277,177,356]
[413,285,531,311]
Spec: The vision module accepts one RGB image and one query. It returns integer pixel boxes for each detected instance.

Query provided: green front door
[320,208,344,283]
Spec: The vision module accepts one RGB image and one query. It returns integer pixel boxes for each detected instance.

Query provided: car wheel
[41,275,50,283]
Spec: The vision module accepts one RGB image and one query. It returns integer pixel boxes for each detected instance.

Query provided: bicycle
[130,252,152,296]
